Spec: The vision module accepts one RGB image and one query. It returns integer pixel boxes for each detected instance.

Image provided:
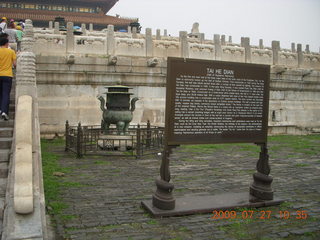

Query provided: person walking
[4,21,18,52]
[15,25,24,52]
[0,37,17,120]
[0,17,7,33]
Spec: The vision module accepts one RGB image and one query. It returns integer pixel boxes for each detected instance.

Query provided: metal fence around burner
[65,120,164,158]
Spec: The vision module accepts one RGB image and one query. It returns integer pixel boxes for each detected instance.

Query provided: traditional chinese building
[0,0,139,30]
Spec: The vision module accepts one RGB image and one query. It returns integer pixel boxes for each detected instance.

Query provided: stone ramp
[0,81,15,238]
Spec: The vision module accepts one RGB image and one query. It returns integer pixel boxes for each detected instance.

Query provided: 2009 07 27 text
[211,210,308,220]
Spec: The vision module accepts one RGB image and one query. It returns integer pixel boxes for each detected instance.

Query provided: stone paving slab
[44,136,320,240]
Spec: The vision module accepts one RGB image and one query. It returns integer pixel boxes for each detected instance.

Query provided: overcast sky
[108,0,320,52]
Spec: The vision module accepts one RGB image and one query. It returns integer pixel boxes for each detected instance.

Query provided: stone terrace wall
[32,22,320,137]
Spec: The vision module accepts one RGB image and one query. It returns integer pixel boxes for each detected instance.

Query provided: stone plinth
[98,135,134,151]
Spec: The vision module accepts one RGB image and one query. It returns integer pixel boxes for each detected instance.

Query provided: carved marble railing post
[54,21,59,34]
[164,29,168,37]
[81,23,86,36]
[156,29,161,40]
[180,31,189,58]
[200,33,205,44]
[241,37,245,47]
[305,44,310,54]
[127,26,131,34]
[259,39,264,49]
[228,36,232,44]
[89,23,93,32]
[49,21,53,30]
[214,34,222,60]
[146,28,153,57]
[272,40,280,65]
[107,25,115,55]
[291,43,296,53]
[243,37,251,63]
[66,22,74,53]
[221,35,226,46]
[297,43,303,67]
[132,27,138,38]
[16,19,36,97]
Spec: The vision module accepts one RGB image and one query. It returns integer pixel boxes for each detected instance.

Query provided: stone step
[0,178,7,198]
[0,103,15,113]
[0,198,4,220]
[9,98,15,104]
[0,128,13,138]
[8,112,15,119]
[0,120,14,128]
[9,104,15,112]
[0,138,12,150]
[0,178,7,222]
[0,163,8,178]
[0,150,10,163]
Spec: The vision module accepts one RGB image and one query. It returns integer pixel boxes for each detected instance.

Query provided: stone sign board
[165,57,270,145]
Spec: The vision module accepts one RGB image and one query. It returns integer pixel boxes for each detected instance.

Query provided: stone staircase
[0,80,15,237]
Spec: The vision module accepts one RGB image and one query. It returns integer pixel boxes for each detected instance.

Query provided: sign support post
[152,145,176,210]
[250,143,274,201]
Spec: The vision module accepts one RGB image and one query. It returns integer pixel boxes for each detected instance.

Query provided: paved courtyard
[43,135,320,240]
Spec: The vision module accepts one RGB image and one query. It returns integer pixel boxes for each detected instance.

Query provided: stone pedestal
[152,179,175,210]
[250,172,273,201]
[98,135,133,151]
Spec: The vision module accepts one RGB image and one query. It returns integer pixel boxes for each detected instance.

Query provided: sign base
[141,192,284,217]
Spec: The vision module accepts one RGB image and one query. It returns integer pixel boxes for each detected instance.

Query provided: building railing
[65,120,164,158]
[31,22,320,70]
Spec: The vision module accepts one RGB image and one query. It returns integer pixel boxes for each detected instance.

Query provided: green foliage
[180,143,260,153]
[41,139,66,204]
[178,135,320,159]
[98,224,119,230]
[41,138,83,216]
[178,227,189,232]
[219,218,253,239]
[268,135,320,156]
[147,219,158,225]
[94,160,111,165]
[279,201,293,209]
[49,202,68,215]
[295,163,310,167]
[60,214,77,221]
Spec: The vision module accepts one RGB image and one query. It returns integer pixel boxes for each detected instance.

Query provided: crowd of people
[0,17,24,52]
[0,17,20,121]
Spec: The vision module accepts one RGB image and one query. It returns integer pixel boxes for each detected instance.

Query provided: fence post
[65,120,69,152]
[155,128,160,147]
[136,124,141,158]
[146,120,151,148]
[77,122,83,158]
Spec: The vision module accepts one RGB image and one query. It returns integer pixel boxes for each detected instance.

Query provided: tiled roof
[6,0,119,14]
[0,8,134,26]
